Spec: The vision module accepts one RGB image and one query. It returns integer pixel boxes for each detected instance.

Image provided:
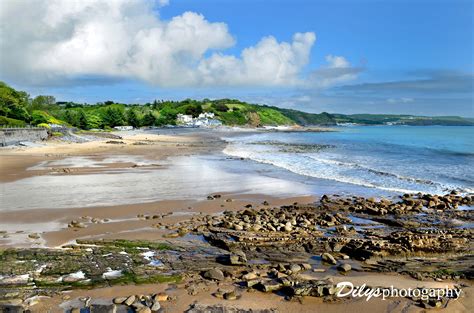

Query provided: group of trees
[0,81,342,129]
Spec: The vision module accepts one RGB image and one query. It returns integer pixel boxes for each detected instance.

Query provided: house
[176,112,222,127]
[198,112,215,119]
[114,126,134,131]
[177,114,193,124]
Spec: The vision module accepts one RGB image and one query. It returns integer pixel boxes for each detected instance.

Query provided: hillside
[0,82,337,129]
[1,81,472,129]
[332,113,474,126]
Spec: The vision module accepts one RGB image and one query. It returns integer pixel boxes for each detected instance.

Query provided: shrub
[0,115,26,127]
[37,123,51,129]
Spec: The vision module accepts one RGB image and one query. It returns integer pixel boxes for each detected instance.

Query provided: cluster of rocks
[200,207,349,234]
[65,293,170,313]
[321,191,473,216]
[110,293,169,312]
[68,216,111,229]
[105,140,126,144]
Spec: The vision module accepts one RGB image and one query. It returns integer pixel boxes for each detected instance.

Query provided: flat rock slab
[186,304,277,313]
[90,304,117,313]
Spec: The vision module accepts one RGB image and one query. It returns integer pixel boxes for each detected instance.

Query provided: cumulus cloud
[0,0,356,88]
[198,32,316,86]
[307,55,363,88]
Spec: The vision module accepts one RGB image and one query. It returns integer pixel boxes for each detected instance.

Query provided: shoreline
[0,129,472,312]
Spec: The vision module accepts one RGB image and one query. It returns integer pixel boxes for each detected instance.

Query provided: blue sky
[1,0,473,116]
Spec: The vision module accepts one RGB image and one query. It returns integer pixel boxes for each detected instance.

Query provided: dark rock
[203,268,225,281]
[90,304,117,313]
[337,263,351,272]
[0,305,25,313]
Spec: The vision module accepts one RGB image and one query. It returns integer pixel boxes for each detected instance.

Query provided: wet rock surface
[0,192,472,311]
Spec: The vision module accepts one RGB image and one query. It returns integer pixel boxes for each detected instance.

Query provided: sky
[0,0,473,116]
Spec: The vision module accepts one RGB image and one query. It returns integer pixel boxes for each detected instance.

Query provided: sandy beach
[0,130,472,313]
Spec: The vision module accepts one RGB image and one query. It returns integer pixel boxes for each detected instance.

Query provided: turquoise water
[223,126,474,194]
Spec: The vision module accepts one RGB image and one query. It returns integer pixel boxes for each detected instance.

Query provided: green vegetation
[332,114,474,126]
[0,115,26,127]
[1,81,472,129]
[109,271,182,286]
[97,239,173,253]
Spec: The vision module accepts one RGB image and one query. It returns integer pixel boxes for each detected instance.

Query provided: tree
[102,106,125,127]
[184,103,203,117]
[156,105,177,126]
[78,109,88,129]
[142,111,156,126]
[30,95,56,112]
[127,109,140,128]
[0,81,31,122]
[212,102,229,112]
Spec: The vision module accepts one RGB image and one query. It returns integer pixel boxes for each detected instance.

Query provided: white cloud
[307,55,362,88]
[0,0,356,88]
[198,32,316,86]
[326,55,350,68]
[387,97,414,104]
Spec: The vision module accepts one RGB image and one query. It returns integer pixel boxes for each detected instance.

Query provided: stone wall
[0,128,49,146]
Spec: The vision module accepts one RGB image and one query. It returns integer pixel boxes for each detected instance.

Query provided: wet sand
[0,130,314,248]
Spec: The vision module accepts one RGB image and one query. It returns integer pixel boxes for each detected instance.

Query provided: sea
[222,125,474,195]
[1,125,472,211]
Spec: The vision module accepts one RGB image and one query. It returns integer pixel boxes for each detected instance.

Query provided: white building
[177,114,193,124]
[198,112,215,119]
[177,112,222,127]
[114,126,133,131]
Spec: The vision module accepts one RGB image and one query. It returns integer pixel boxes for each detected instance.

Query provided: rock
[137,308,151,313]
[150,300,161,311]
[246,280,261,288]
[68,220,87,228]
[152,293,168,302]
[207,195,214,200]
[289,264,302,273]
[187,285,198,296]
[242,272,258,281]
[28,233,40,239]
[258,280,282,292]
[124,295,136,306]
[0,299,23,306]
[203,268,225,281]
[113,297,127,304]
[301,263,312,270]
[313,268,326,273]
[337,263,352,272]
[229,251,247,265]
[90,304,117,313]
[276,272,288,279]
[71,308,81,313]
[284,222,293,232]
[224,291,238,300]
[321,253,337,265]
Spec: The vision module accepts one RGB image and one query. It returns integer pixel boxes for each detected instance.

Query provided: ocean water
[222,126,474,195]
